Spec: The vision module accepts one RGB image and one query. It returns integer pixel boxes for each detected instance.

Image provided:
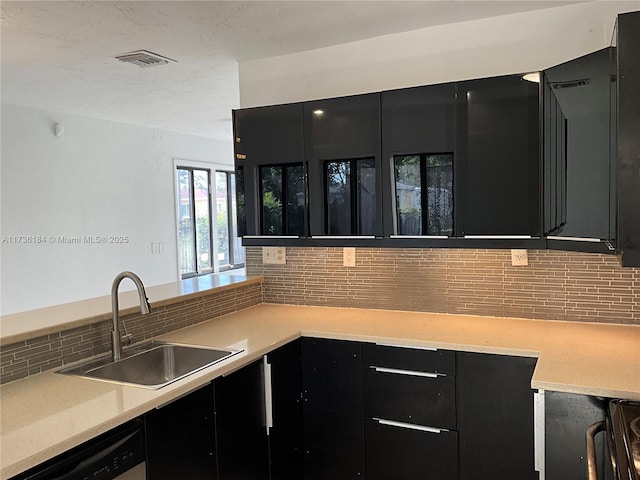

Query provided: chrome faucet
[111,271,151,361]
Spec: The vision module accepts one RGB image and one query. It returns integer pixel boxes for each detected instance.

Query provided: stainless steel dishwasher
[10,418,145,480]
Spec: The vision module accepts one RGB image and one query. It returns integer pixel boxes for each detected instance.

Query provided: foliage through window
[393,154,454,236]
[259,164,306,236]
[325,158,376,235]
[176,166,244,278]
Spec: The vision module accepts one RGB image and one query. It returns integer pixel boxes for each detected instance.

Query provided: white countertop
[2,303,639,479]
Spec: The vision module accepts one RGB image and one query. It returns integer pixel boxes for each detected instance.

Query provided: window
[259,164,306,236]
[393,153,453,236]
[176,165,244,278]
[325,158,376,235]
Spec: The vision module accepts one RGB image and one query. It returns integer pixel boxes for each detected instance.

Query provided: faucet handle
[122,333,133,347]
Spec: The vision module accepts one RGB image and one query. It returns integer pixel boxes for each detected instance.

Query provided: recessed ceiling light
[114,50,177,68]
[313,109,325,116]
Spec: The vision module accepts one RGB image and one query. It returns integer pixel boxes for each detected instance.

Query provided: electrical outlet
[263,247,286,264]
[511,249,529,266]
[343,247,356,267]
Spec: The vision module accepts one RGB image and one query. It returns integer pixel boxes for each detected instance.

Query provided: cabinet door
[233,103,306,237]
[381,84,457,237]
[305,94,382,236]
[618,11,640,266]
[301,338,365,479]
[145,383,216,480]
[544,48,617,248]
[545,391,611,480]
[456,76,540,237]
[268,340,304,480]
[457,352,538,480]
[365,418,458,480]
[215,360,269,480]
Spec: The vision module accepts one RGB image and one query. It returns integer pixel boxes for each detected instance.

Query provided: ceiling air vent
[115,50,176,68]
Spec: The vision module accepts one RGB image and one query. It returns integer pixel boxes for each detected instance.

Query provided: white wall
[0,104,233,315]
[239,1,640,107]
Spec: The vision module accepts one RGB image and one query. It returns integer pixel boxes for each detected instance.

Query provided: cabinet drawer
[365,417,458,480]
[364,367,456,429]
[363,343,455,375]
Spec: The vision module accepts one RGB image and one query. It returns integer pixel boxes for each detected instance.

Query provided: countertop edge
[0,275,263,346]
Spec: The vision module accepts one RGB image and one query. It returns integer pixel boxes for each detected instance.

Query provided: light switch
[343,247,356,267]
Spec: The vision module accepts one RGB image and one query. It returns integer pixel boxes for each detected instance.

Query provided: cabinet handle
[375,342,437,351]
[243,235,300,239]
[586,421,605,480]
[546,236,602,242]
[463,235,533,239]
[533,390,545,479]
[389,235,449,239]
[311,235,377,239]
[371,366,444,378]
[263,356,273,433]
[374,418,447,434]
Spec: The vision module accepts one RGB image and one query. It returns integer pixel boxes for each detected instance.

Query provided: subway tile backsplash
[0,283,263,385]
[246,247,639,325]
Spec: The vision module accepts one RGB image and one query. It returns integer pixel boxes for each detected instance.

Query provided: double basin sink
[58,341,241,389]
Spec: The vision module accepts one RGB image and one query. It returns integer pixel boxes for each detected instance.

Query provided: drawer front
[365,417,458,480]
[364,367,456,429]
[363,343,455,375]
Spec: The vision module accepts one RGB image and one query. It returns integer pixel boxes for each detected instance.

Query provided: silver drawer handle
[586,421,605,480]
[375,418,447,434]
[372,366,444,378]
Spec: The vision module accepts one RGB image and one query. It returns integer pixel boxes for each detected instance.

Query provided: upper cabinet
[617,11,640,267]
[233,103,307,238]
[380,83,456,238]
[233,12,639,266]
[456,76,540,238]
[304,93,382,237]
[543,47,617,252]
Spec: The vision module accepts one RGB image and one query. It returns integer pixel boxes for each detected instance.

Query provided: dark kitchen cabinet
[268,340,304,480]
[456,75,540,237]
[145,383,217,480]
[233,103,307,237]
[544,391,612,480]
[365,417,458,480]
[301,338,366,479]
[215,359,270,480]
[381,84,457,238]
[305,93,382,237]
[543,47,617,253]
[617,10,640,266]
[363,344,458,480]
[457,352,538,480]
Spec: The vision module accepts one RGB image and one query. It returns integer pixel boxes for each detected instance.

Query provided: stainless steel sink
[57,341,241,389]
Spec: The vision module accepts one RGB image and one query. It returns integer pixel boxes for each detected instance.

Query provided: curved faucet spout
[111,271,152,361]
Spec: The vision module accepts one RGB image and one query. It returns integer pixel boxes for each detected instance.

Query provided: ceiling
[1,1,584,141]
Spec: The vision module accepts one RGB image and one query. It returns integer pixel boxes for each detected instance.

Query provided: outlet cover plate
[263,247,286,264]
[511,249,529,266]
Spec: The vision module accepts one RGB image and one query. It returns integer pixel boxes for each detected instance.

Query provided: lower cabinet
[142,339,543,480]
[363,343,458,480]
[145,382,217,480]
[301,338,366,479]
[456,352,538,480]
[545,391,612,480]
[268,339,305,480]
[365,417,458,480]
[215,359,270,480]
